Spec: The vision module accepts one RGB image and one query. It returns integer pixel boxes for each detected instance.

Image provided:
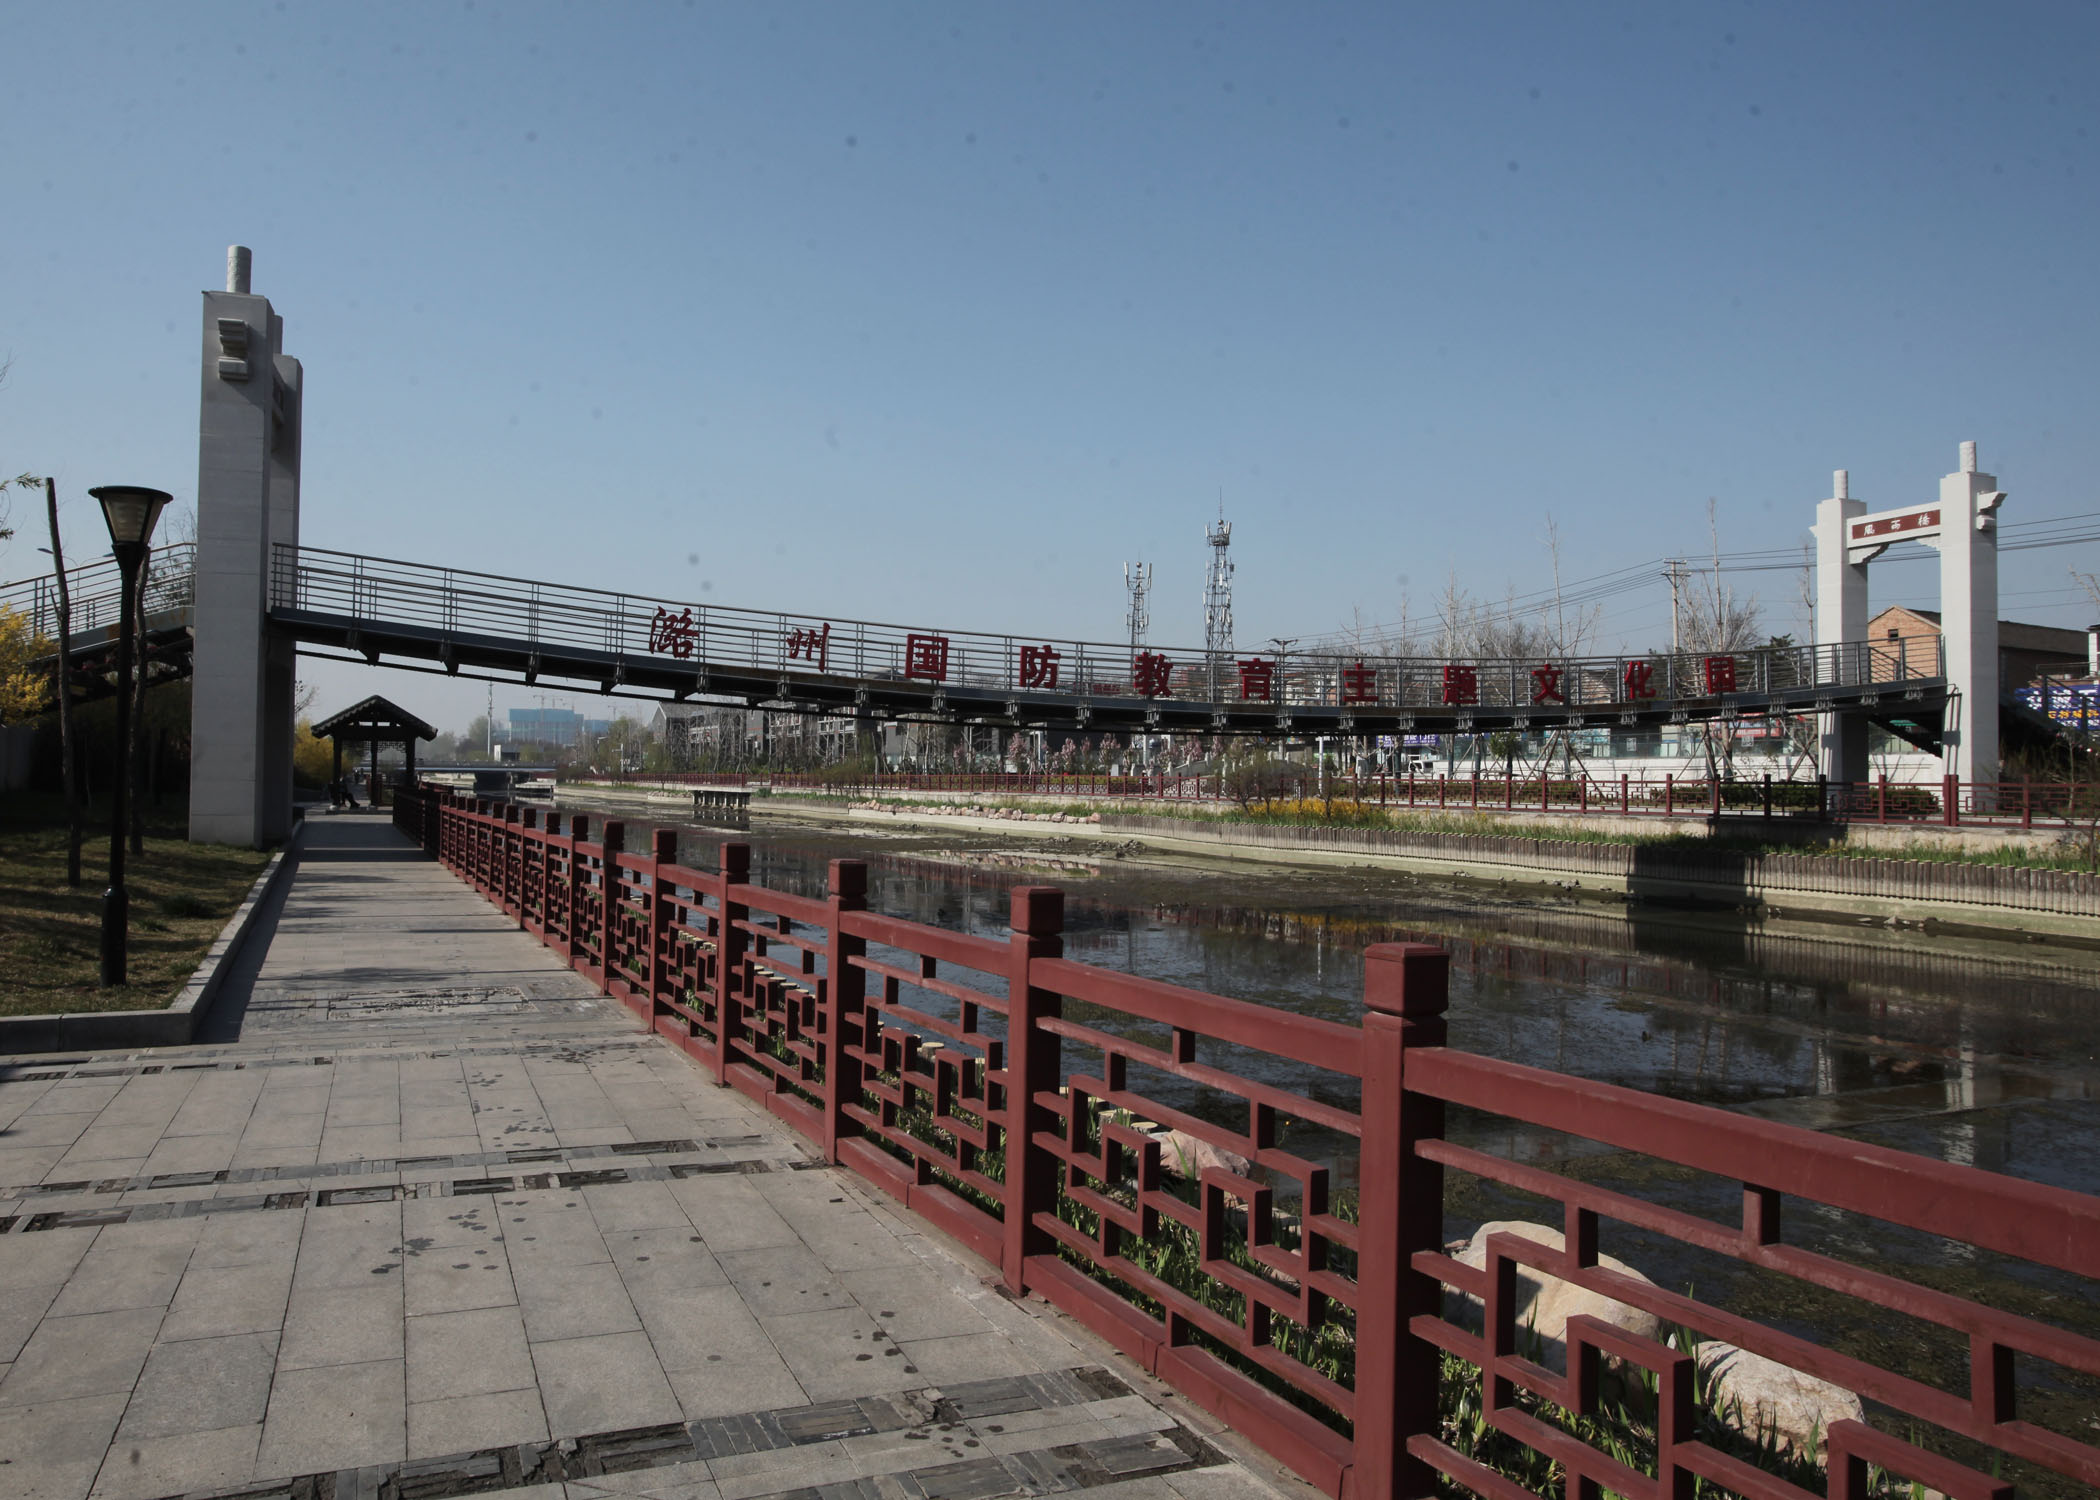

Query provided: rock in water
[1153,1130,1252,1179]
[1449,1220,1662,1363]
[1695,1342,1862,1458]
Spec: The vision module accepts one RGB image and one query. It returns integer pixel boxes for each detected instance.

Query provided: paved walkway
[0,813,1294,1500]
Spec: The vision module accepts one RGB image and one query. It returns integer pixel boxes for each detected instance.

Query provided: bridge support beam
[189,245,302,848]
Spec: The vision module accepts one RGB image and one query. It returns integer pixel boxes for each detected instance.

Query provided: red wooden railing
[396,785,2100,1500]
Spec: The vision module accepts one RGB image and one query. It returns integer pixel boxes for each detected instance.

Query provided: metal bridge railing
[0,543,197,645]
[274,544,1944,713]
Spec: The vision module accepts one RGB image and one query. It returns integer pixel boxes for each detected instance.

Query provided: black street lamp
[89,485,171,987]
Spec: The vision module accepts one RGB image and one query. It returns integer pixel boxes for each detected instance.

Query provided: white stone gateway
[189,246,303,846]
[1811,444,2006,788]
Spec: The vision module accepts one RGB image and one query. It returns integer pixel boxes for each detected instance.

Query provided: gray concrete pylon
[189,245,302,847]
[1811,469,1868,785]
[1935,442,2006,789]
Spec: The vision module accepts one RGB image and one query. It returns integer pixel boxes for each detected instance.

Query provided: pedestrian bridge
[7,541,1947,738]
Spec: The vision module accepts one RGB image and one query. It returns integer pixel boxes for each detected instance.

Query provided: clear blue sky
[6,2,2097,733]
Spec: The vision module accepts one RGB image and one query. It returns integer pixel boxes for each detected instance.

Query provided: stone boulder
[1152,1129,1252,1180]
[1448,1221,1663,1364]
[1695,1342,1862,1459]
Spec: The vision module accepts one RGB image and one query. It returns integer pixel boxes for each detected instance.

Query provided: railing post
[824,859,868,1162]
[566,814,590,965]
[597,821,624,990]
[1357,943,1450,1500]
[1001,885,1065,1294]
[649,828,677,1020]
[1664,774,1674,817]
[1620,773,1629,814]
[712,842,751,1085]
[1945,774,1960,827]
[504,804,523,921]
[1877,775,1888,824]
[1816,774,1829,823]
[1763,773,1773,821]
[1711,776,1722,820]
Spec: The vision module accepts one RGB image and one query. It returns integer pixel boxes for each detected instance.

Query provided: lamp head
[89,486,173,551]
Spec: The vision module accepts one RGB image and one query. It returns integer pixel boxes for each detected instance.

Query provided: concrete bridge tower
[189,246,303,846]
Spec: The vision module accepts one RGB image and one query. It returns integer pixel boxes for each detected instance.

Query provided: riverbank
[652,789,2100,941]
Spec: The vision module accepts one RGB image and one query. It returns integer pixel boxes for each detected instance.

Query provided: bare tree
[1680,499,1763,653]
[44,479,82,883]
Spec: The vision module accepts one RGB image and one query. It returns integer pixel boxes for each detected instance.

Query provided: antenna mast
[1203,510,1234,700]
[1124,561,1152,657]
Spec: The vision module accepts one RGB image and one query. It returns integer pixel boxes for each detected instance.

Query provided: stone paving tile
[607,1225,729,1295]
[0,1391,129,1500]
[0,1307,166,1406]
[278,1283,405,1370]
[44,1220,199,1317]
[157,1260,296,1341]
[119,1332,277,1439]
[407,1387,550,1461]
[89,1421,261,1500]
[515,1260,641,1342]
[252,1356,406,1479]
[408,1304,536,1403]
[716,1246,858,1317]
[530,1330,682,1437]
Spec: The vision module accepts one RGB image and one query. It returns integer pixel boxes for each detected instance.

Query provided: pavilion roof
[311,694,437,741]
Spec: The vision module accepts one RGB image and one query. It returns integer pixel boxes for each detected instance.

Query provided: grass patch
[0,793,273,1017]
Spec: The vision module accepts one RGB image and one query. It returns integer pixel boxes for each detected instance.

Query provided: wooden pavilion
[311,694,436,803]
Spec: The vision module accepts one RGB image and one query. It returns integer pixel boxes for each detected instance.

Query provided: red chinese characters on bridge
[1703,655,1737,694]
[1340,661,1378,705]
[1623,660,1657,700]
[1133,651,1173,698]
[1530,662,1565,704]
[905,633,950,682]
[786,622,831,672]
[1236,658,1274,701]
[649,606,696,659]
[1441,664,1479,706]
[1019,645,1061,690]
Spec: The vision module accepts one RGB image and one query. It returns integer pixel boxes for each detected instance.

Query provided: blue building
[505,707,612,749]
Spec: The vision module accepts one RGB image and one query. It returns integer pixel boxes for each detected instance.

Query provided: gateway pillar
[189,245,302,846]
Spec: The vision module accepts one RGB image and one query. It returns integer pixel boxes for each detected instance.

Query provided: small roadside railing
[394,784,2100,1500]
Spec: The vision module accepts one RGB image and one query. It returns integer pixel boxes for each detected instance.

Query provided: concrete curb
[0,821,305,1054]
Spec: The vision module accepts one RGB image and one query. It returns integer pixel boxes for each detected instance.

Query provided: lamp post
[89,485,171,987]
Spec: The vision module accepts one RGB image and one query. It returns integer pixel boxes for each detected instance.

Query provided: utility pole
[486,682,494,757]
[1662,558,1687,652]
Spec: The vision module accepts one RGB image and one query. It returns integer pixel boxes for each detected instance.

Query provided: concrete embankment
[695,794,2100,939]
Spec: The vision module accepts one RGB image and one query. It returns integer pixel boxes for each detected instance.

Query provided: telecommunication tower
[1124,562,1152,654]
[1202,513,1234,699]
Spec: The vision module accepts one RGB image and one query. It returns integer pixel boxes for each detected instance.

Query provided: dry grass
[0,794,272,1017]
